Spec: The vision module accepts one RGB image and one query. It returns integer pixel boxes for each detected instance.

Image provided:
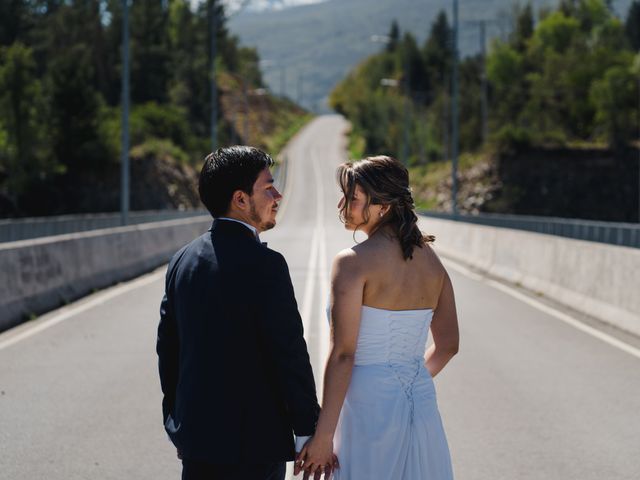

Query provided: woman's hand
[296,434,339,479]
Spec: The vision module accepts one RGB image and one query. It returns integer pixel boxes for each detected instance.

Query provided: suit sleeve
[156,261,179,427]
[257,250,320,436]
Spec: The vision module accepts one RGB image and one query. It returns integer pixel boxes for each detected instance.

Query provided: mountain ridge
[229,0,632,111]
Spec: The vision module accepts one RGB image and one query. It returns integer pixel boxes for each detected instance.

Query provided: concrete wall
[0,216,212,332]
[418,216,640,337]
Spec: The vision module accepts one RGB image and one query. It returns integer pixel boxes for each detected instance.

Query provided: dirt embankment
[420,146,639,222]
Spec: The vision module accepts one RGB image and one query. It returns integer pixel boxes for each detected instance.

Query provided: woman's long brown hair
[337,155,435,260]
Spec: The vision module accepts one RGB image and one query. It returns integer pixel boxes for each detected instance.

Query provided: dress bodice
[354,305,432,366]
[332,305,453,480]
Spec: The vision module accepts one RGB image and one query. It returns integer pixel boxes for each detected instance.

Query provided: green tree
[99,0,126,106]
[0,43,51,201]
[626,0,640,51]
[130,0,171,104]
[575,0,610,32]
[47,43,111,174]
[0,0,32,47]
[129,101,193,151]
[487,41,526,125]
[166,0,210,136]
[529,11,581,54]
[399,32,424,96]
[387,20,400,53]
[237,46,263,88]
[423,10,451,89]
[590,63,639,147]
[510,3,535,52]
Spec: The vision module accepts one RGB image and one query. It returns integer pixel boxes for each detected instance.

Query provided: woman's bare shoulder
[354,238,392,264]
[332,247,363,274]
[332,242,381,277]
[420,242,447,277]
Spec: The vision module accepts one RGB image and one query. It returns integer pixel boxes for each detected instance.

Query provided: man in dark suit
[157,146,328,479]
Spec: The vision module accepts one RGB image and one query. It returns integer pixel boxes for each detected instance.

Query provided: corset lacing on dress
[355,306,432,425]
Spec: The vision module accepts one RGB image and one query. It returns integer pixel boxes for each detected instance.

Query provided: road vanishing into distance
[1,115,639,480]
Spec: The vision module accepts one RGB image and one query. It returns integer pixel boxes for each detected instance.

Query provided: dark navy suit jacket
[157,219,319,463]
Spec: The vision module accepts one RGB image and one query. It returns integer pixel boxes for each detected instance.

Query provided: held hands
[294,434,339,479]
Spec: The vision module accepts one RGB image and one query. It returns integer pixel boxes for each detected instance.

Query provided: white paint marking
[312,148,331,368]
[300,231,319,334]
[275,148,295,223]
[443,257,640,360]
[0,269,165,351]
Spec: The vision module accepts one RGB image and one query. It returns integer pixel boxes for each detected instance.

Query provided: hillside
[334,0,640,222]
[0,72,309,217]
[228,0,632,111]
[0,0,311,218]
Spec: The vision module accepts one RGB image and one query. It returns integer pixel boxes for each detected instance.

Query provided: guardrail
[0,209,208,243]
[420,211,640,249]
[0,215,212,332]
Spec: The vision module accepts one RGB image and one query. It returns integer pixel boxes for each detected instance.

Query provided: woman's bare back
[355,235,446,311]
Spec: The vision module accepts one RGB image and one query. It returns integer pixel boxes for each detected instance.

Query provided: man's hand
[297,434,338,479]
[302,459,338,480]
[176,448,183,460]
[294,450,305,476]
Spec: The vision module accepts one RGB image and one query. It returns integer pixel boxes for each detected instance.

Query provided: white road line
[443,257,640,360]
[300,231,319,334]
[0,269,165,351]
[312,148,331,369]
[287,145,329,480]
[276,148,295,223]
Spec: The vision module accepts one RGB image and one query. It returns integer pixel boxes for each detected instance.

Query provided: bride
[298,155,459,479]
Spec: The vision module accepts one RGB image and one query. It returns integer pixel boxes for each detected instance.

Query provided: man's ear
[230,190,249,212]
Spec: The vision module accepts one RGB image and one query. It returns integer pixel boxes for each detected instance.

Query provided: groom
[157,146,320,480]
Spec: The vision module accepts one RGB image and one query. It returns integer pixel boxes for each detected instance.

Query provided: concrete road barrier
[0,216,211,332]
[419,216,640,337]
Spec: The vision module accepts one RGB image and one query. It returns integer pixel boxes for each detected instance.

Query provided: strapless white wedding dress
[333,305,454,480]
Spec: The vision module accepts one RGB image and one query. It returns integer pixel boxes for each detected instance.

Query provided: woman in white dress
[298,156,459,480]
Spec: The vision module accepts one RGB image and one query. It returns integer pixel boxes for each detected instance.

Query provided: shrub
[491,125,533,154]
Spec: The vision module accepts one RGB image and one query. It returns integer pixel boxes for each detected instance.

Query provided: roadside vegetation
[0,0,311,217]
[331,0,640,220]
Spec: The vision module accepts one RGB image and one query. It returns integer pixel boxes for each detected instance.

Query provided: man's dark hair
[199,146,274,217]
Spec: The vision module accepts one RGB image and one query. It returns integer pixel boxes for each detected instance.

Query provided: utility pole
[232,110,238,145]
[402,97,411,165]
[442,75,449,164]
[416,91,428,165]
[280,66,286,98]
[243,80,249,144]
[451,0,460,216]
[480,20,489,145]
[402,57,411,165]
[210,0,218,152]
[120,0,130,226]
[297,72,303,107]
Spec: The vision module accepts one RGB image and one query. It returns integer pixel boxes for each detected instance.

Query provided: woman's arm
[298,249,365,476]
[425,270,459,377]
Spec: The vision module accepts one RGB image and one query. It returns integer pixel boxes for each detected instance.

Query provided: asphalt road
[1,115,639,480]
